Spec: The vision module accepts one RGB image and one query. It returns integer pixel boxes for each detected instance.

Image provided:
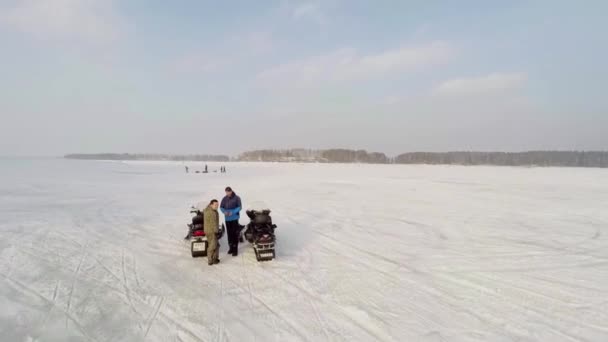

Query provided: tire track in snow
[62,253,173,341]
[92,256,140,313]
[240,252,255,313]
[133,257,142,290]
[528,273,606,294]
[271,239,331,340]
[393,218,447,241]
[1,273,99,342]
[66,242,88,315]
[313,234,458,337]
[261,253,395,342]
[421,272,544,339]
[370,224,588,340]
[121,250,128,287]
[158,311,208,342]
[434,271,590,341]
[143,296,164,338]
[288,205,419,272]
[120,249,139,317]
[51,281,59,302]
[291,246,331,341]
[89,255,148,335]
[472,272,608,333]
[218,269,311,341]
[275,204,495,338]
[13,246,127,296]
[34,280,61,341]
[446,260,608,274]
[236,250,283,339]
[285,206,427,339]
[217,279,225,342]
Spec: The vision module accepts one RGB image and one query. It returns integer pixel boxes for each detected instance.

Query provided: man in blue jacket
[220,186,242,256]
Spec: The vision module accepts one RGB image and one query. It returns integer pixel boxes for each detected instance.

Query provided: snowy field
[1,158,607,342]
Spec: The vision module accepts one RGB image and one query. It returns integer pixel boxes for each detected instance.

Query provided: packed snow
[1,158,607,342]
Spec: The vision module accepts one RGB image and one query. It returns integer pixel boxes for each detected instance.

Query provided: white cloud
[288,0,339,26]
[257,41,453,88]
[434,72,527,95]
[293,2,322,20]
[241,31,274,55]
[0,0,123,43]
[170,31,274,74]
[171,52,230,74]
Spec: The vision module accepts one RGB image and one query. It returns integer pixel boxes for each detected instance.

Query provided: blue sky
[1,0,607,156]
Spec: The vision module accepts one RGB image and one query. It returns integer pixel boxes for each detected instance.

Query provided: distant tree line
[394,151,608,167]
[65,151,608,168]
[237,149,307,162]
[237,149,390,164]
[320,149,390,164]
[238,149,608,167]
[65,153,230,162]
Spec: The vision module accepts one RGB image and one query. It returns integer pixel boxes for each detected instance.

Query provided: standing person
[220,186,242,256]
[203,199,221,265]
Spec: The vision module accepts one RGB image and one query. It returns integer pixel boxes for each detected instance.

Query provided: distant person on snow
[185,166,189,173]
[221,186,242,256]
[204,164,208,173]
[203,199,221,265]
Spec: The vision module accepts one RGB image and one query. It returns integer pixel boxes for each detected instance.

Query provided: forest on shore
[65,153,230,162]
[66,150,608,168]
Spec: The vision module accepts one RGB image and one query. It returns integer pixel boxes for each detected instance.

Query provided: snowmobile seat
[192,215,204,226]
[253,214,271,225]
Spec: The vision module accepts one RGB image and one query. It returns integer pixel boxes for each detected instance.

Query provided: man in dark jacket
[220,186,242,256]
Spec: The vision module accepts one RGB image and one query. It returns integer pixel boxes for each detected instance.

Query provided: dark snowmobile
[244,208,277,261]
[186,206,224,258]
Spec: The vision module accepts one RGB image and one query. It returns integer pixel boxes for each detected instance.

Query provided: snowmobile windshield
[194,201,208,211]
[248,201,270,212]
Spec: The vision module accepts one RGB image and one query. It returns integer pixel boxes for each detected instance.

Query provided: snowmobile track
[3,161,608,341]
[158,311,207,342]
[143,296,164,338]
[66,242,88,315]
[2,274,99,342]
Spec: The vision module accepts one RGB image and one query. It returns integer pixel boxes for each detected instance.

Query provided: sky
[0,0,607,156]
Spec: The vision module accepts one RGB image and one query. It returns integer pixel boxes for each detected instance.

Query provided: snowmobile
[186,206,224,258]
[244,207,277,261]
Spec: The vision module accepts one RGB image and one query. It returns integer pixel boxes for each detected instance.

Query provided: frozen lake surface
[1,158,607,341]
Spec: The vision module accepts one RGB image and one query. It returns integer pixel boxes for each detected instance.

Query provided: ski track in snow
[1,159,608,341]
